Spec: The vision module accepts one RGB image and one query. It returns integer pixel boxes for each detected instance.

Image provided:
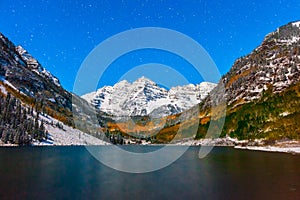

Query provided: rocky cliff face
[210,21,300,108]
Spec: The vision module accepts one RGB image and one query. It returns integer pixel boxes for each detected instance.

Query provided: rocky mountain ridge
[82,76,216,117]
[213,21,300,107]
[0,33,72,112]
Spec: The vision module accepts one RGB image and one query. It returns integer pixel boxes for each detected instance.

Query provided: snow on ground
[32,115,110,146]
[0,142,18,146]
[0,77,14,94]
[3,80,18,91]
[279,111,290,117]
[234,146,300,154]
[173,137,300,154]
[81,91,97,103]
[292,21,300,27]
[172,137,242,146]
[0,84,7,95]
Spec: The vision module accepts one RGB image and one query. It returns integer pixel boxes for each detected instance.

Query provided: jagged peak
[133,76,156,85]
[92,77,216,95]
[199,81,217,86]
[102,77,217,91]
[82,76,216,117]
[114,79,130,88]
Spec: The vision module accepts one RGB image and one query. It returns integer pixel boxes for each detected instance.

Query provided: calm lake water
[0,146,299,200]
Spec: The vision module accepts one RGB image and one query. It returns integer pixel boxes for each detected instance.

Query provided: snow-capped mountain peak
[114,79,130,87]
[82,77,216,117]
[134,76,156,84]
[292,21,300,28]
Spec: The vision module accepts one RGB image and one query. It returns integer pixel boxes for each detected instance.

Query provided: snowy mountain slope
[0,32,110,145]
[206,21,300,108]
[82,76,216,117]
[194,21,300,141]
[33,114,109,146]
[0,32,71,111]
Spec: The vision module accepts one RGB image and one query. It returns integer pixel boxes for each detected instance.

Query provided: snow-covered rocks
[82,77,216,117]
[15,45,61,87]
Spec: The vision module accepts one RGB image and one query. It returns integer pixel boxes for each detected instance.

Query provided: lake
[0,146,299,200]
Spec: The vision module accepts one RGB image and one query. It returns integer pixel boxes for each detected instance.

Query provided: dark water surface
[0,146,299,200]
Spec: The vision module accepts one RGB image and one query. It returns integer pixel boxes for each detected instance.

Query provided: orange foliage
[226,69,252,88]
[200,117,210,125]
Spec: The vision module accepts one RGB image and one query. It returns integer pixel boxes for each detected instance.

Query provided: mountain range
[0,20,300,145]
[101,21,300,143]
[81,77,216,117]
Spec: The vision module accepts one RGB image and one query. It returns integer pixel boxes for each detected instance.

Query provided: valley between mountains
[1,21,300,153]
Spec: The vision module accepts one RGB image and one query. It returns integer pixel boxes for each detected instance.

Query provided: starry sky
[0,0,299,95]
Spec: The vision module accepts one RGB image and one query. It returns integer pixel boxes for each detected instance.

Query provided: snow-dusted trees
[0,93,47,145]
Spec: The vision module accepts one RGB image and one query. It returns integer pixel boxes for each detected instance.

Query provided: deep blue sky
[0,0,299,95]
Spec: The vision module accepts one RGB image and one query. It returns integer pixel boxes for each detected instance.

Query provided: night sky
[0,0,299,95]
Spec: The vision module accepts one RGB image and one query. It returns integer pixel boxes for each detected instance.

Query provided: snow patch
[33,114,110,146]
[292,21,300,27]
[3,80,18,91]
[279,111,290,117]
[235,146,300,154]
[0,84,7,95]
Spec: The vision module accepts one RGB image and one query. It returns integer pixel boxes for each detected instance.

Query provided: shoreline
[1,138,300,155]
[172,137,300,155]
[234,145,300,154]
